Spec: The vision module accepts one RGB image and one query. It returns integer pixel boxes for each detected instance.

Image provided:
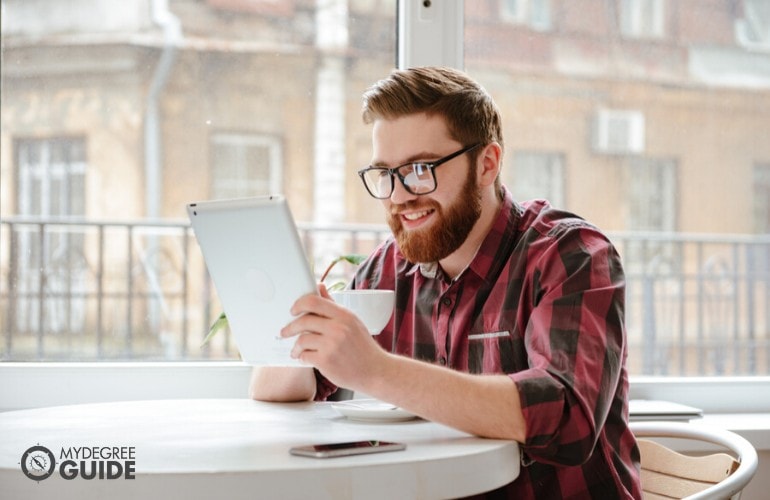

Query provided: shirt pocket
[467,331,515,374]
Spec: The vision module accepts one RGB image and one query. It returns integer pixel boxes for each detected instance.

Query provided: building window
[622,157,678,277]
[15,137,87,218]
[620,0,665,39]
[507,151,565,207]
[754,163,770,234]
[13,137,88,335]
[626,157,677,232]
[500,0,551,31]
[210,133,283,199]
[737,0,770,48]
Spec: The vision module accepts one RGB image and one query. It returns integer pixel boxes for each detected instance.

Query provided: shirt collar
[414,186,520,283]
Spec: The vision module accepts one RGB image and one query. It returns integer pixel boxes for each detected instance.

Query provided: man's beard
[387,166,482,264]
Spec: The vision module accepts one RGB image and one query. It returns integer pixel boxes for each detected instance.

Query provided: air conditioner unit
[592,109,645,155]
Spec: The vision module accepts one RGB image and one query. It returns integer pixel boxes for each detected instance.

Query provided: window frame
[1,0,768,425]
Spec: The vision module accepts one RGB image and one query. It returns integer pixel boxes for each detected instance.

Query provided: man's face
[370,113,482,263]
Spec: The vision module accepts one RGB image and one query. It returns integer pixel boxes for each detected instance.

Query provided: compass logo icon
[20,445,56,481]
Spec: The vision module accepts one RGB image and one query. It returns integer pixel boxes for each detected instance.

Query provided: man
[251,66,642,499]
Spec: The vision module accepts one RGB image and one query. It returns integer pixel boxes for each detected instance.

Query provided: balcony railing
[1,217,768,375]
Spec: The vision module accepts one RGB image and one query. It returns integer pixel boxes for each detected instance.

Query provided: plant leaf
[326,280,347,292]
[201,312,228,347]
[319,253,366,283]
[340,254,366,266]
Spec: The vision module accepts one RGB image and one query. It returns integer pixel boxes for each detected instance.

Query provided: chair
[630,421,758,500]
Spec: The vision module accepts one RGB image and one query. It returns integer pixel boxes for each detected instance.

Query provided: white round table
[0,399,520,500]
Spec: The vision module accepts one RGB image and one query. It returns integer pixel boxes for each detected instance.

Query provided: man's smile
[401,208,434,221]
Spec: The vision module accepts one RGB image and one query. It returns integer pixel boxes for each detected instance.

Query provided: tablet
[187,195,317,365]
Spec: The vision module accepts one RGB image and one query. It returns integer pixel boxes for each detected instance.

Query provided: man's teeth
[403,210,431,221]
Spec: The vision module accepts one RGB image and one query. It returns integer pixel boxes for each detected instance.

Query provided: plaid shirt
[317,187,641,499]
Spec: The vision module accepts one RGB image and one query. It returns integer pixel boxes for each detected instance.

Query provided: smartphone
[289,440,406,458]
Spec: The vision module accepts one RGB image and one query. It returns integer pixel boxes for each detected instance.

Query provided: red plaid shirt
[317,188,642,499]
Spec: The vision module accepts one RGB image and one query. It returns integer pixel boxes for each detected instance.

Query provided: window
[625,157,677,233]
[737,0,770,48]
[210,133,282,199]
[1,0,397,361]
[622,157,678,273]
[465,1,770,377]
[500,0,551,31]
[11,138,88,344]
[2,1,770,417]
[620,0,665,39]
[15,137,86,219]
[507,151,565,207]
[754,163,770,234]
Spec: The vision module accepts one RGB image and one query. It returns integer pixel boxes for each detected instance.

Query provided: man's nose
[389,175,418,205]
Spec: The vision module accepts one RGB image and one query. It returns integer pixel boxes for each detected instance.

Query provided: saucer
[331,399,419,423]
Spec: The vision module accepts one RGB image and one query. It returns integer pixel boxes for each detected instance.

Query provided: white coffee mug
[329,289,395,335]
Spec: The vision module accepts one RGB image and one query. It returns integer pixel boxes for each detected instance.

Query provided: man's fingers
[291,332,319,359]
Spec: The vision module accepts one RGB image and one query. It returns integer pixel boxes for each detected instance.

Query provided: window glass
[465,0,770,376]
[755,163,770,234]
[210,133,282,199]
[620,0,665,39]
[506,151,565,207]
[1,0,396,361]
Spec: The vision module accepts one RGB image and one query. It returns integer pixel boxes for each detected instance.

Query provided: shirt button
[442,297,452,306]
[438,357,447,366]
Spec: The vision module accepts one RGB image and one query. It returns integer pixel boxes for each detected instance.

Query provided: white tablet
[187,195,317,365]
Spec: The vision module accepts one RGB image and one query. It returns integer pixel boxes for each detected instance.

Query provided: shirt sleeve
[313,368,338,401]
[509,222,627,466]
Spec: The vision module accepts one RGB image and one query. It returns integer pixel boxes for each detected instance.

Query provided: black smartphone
[289,440,406,458]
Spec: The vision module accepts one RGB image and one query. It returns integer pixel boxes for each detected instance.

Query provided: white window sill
[1,363,769,450]
[0,361,252,412]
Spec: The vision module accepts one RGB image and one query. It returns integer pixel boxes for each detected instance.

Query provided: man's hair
[361,66,504,155]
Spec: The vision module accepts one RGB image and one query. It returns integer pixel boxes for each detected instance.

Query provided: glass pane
[465,0,770,376]
[1,0,397,361]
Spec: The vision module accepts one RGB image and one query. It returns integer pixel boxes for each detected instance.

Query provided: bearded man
[250,67,642,499]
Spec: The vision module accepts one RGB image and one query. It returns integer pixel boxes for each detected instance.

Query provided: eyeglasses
[357,143,482,200]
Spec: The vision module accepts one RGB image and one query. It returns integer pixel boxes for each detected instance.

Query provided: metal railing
[1,217,768,375]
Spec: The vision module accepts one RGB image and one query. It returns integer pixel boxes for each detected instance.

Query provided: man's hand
[281,284,387,391]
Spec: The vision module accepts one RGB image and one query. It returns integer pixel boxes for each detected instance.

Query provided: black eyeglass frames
[357,143,482,199]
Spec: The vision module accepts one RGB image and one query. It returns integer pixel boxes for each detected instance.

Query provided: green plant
[318,254,367,291]
[201,253,366,347]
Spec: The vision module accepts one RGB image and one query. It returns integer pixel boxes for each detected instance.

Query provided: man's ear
[477,142,502,188]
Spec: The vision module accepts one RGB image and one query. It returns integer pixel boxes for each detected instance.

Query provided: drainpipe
[145,0,181,220]
[144,0,181,345]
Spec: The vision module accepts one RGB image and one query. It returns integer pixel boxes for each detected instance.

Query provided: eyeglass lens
[361,163,435,198]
